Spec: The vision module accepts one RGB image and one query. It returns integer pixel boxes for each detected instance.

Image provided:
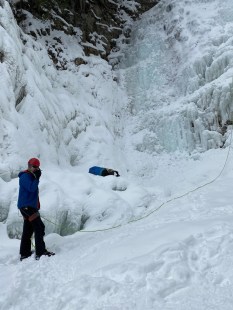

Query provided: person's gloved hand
[114,171,120,177]
[34,169,42,180]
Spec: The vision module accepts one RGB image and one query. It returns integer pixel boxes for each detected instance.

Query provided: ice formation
[120,0,233,154]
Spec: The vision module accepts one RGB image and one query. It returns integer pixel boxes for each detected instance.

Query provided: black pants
[101,169,114,176]
[20,207,46,256]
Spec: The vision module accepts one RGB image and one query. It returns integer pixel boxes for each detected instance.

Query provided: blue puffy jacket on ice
[89,166,120,177]
[17,171,39,209]
[88,166,105,176]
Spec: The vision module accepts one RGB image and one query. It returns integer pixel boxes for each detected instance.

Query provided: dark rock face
[12,0,158,67]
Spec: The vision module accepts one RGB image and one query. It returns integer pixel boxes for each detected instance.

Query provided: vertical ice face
[0,1,121,176]
[120,0,233,153]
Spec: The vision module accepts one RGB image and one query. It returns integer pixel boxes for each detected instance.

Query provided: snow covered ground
[1,0,233,309]
[2,148,233,310]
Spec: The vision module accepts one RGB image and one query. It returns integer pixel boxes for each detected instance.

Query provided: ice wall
[120,0,233,153]
[0,1,122,179]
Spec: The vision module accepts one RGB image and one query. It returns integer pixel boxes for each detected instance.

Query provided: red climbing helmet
[28,158,40,167]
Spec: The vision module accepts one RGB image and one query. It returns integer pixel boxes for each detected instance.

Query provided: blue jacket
[89,166,105,176]
[17,170,39,209]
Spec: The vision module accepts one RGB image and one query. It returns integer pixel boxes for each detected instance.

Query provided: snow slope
[1,0,233,309]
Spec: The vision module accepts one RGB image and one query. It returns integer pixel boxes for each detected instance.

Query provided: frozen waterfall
[119,0,233,154]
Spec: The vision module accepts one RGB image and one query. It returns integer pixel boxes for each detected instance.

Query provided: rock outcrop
[11,0,158,68]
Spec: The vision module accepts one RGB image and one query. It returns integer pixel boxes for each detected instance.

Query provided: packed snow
[1,0,233,309]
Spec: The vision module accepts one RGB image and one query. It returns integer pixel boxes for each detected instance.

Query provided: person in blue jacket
[17,158,55,261]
